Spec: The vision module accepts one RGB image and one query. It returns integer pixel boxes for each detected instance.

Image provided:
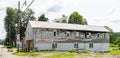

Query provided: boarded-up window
[89,43,93,48]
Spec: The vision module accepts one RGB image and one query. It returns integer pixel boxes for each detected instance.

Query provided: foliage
[82,50,89,53]
[53,15,67,23]
[68,12,88,25]
[114,37,120,47]
[4,7,36,46]
[104,26,116,43]
[13,52,41,56]
[68,50,76,53]
[20,9,36,39]
[110,44,118,47]
[4,7,17,46]
[46,53,75,58]
[38,14,48,21]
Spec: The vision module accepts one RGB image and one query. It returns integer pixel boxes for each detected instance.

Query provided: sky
[0,0,120,39]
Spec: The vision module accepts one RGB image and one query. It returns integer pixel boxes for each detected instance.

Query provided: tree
[53,15,67,23]
[104,26,116,43]
[114,37,120,47]
[20,9,36,40]
[4,7,36,46]
[68,12,88,25]
[38,14,48,21]
[4,7,17,46]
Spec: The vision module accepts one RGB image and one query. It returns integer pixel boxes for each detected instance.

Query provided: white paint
[35,43,109,52]
[35,43,53,50]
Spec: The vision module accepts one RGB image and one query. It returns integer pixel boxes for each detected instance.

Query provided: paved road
[0,45,33,58]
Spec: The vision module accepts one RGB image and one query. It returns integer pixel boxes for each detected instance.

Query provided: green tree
[104,26,116,43]
[4,7,36,46]
[53,15,67,23]
[68,12,88,25]
[38,14,48,21]
[114,37,120,47]
[20,9,36,40]
[4,7,17,46]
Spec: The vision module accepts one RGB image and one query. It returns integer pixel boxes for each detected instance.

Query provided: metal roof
[29,21,109,32]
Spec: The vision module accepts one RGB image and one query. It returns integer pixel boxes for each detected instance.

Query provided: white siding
[35,43,109,52]
[35,43,53,50]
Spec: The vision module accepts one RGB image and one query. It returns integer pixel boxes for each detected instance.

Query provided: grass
[13,52,41,56]
[12,46,120,58]
[97,46,120,54]
[108,46,120,54]
[45,53,75,58]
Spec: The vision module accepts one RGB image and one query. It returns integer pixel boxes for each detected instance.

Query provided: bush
[68,50,76,53]
[7,45,12,49]
[110,44,117,47]
[82,50,89,53]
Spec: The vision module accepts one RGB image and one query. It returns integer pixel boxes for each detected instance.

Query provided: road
[0,45,33,58]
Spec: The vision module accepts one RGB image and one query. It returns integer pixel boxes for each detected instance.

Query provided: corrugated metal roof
[29,21,109,32]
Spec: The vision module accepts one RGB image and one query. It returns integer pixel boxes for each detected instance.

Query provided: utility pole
[17,0,20,52]
[16,0,34,52]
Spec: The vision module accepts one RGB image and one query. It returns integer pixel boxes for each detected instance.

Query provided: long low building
[24,21,110,52]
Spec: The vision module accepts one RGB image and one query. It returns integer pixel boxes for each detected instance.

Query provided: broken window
[98,33,99,38]
[54,32,56,36]
[66,31,70,37]
[104,33,106,38]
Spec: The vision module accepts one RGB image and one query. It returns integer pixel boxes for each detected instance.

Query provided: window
[104,33,106,38]
[52,43,57,48]
[66,31,70,37]
[98,33,99,38]
[53,32,56,36]
[89,43,93,48]
[74,43,78,48]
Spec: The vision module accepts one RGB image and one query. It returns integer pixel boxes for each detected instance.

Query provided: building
[24,21,110,52]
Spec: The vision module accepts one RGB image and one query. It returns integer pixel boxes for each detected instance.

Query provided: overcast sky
[0,0,120,39]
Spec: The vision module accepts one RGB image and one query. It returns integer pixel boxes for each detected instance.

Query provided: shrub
[82,50,89,53]
[7,45,12,49]
[68,50,76,53]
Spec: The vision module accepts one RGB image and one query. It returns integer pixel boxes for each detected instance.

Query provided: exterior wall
[34,42,109,52]
[35,43,53,50]
[32,28,109,40]
[25,23,33,40]
[25,28,109,52]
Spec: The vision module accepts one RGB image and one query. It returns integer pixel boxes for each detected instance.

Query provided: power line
[21,0,27,9]
[24,0,35,11]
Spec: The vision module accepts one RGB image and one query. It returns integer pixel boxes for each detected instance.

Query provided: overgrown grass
[109,46,120,54]
[97,46,120,54]
[13,52,41,56]
[45,53,75,58]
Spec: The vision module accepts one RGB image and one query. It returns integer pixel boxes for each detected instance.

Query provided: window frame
[89,42,93,48]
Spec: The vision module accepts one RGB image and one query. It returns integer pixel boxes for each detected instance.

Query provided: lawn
[13,46,120,58]
[46,53,75,58]
[13,52,41,56]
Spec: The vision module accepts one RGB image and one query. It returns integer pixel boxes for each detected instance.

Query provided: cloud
[112,20,120,23]
[47,5,61,12]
